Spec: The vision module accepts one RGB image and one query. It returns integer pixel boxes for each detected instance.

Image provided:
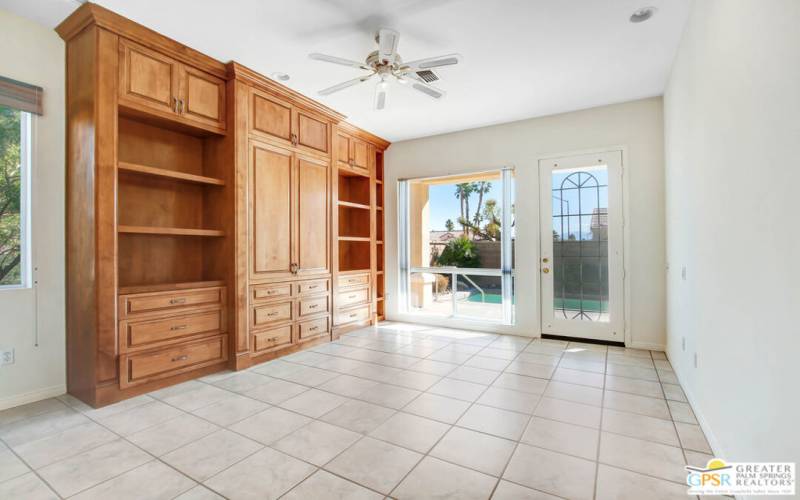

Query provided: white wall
[664,0,800,463]
[0,9,65,409]
[385,97,667,349]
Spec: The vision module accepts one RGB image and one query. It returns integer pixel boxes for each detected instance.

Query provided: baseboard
[628,341,666,351]
[665,354,727,465]
[0,384,66,411]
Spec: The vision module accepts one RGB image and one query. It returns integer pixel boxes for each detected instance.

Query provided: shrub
[436,236,480,268]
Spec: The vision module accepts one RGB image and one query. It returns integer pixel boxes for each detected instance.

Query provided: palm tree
[472,181,491,228]
[454,183,475,236]
[444,219,455,232]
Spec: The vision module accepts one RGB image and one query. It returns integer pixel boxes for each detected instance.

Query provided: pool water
[466,294,605,312]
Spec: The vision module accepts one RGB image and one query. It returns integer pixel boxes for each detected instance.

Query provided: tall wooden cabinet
[333,123,390,336]
[58,3,388,407]
[228,63,342,369]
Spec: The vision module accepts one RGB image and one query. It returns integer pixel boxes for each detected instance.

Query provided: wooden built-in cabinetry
[58,3,388,406]
[333,123,389,336]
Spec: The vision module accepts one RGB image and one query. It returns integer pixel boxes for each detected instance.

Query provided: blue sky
[428,181,502,231]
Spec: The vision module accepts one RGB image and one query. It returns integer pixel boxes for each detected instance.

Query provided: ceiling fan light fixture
[630,6,657,23]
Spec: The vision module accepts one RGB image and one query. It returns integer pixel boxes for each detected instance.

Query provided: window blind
[0,76,43,115]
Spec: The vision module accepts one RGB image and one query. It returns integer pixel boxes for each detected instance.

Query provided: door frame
[536,147,631,346]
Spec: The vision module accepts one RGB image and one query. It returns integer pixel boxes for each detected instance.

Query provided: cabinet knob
[169,298,187,305]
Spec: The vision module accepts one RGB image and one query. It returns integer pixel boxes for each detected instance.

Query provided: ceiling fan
[309,28,461,110]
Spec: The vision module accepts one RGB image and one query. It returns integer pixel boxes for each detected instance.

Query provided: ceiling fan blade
[408,78,446,100]
[374,81,389,110]
[377,28,399,63]
[318,74,374,96]
[309,53,371,71]
[400,53,462,72]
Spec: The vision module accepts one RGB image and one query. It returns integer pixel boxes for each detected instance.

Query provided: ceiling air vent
[415,70,439,83]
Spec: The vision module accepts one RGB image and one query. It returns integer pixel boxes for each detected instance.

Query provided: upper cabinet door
[119,38,180,116]
[180,65,226,132]
[250,89,294,148]
[336,132,351,166]
[295,109,330,156]
[250,141,296,281]
[350,137,369,174]
[296,154,330,275]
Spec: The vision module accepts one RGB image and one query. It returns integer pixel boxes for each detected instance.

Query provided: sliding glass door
[398,169,515,324]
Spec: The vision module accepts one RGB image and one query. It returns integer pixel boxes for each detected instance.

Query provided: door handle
[290,263,298,274]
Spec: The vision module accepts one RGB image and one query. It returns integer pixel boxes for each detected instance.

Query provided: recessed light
[630,6,657,23]
[271,72,290,82]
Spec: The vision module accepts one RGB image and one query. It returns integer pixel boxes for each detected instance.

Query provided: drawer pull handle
[309,304,318,309]
[308,285,318,289]
[169,298,187,305]
[309,326,319,332]
[172,355,189,362]
[348,294,357,299]
[267,311,279,317]
[268,336,278,342]
[267,290,278,295]
[170,324,188,331]
[349,313,358,318]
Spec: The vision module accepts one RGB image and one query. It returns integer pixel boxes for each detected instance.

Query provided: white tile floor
[0,322,716,499]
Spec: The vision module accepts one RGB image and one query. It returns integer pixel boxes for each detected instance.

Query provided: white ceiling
[2,0,691,142]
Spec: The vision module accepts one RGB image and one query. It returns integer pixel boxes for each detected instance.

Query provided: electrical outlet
[682,337,686,351]
[0,348,14,366]
[693,352,698,369]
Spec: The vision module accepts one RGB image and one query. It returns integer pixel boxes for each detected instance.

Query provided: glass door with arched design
[539,151,624,342]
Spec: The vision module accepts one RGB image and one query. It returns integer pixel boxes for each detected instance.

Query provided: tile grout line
[1,327,696,499]
[0,434,67,499]
[486,344,565,499]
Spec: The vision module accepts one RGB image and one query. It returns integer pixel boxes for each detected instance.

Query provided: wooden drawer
[337,305,370,325]
[121,287,224,318]
[253,325,292,353]
[338,273,370,289]
[298,317,329,341]
[252,283,292,302]
[296,279,329,296]
[120,335,227,388]
[338,288,370,308]
[121,309,222,351]
[253,300,293,328]
[299,295,329,317]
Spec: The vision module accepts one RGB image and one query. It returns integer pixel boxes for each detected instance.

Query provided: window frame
[0,108,33,291]
[398,168,516,325]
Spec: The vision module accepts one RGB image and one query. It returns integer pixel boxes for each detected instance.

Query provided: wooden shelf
[339,268,370,275]
[119,280,224,295]
[119,225,224,237]
[377,240,384,245]
[376,206,383,211]
[338,236,370,242]
[338,165,370,178]
[376,296,384,301]
[377,271,384,275]
[376,179,383,185]
[337,200,371,210]
[118,161,224,186]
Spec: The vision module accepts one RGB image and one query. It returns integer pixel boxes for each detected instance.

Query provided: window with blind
[0,76,39,289]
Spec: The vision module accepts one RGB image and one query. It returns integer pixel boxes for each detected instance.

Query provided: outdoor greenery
[0,106,22,286]
[435,236,480,268]
[452,181,513,241]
